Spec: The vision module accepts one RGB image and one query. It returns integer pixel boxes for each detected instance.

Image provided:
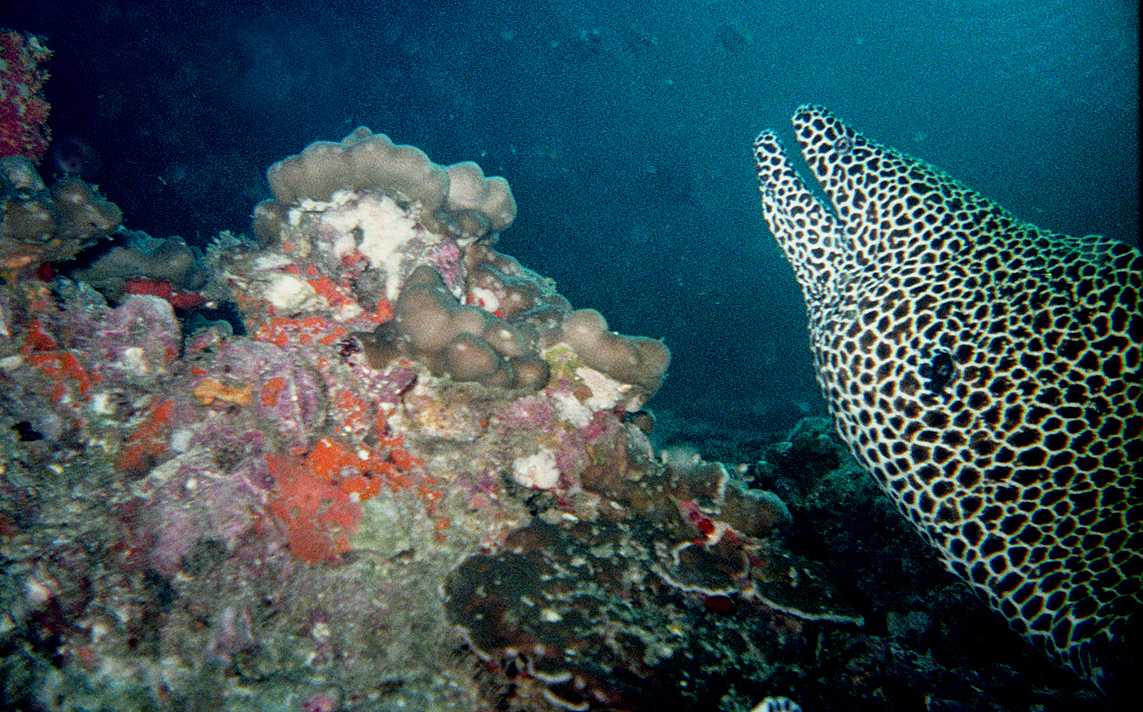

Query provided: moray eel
[752,105,1141,694]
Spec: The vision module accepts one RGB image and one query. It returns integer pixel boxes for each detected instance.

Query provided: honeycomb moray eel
[752,105,1141,696]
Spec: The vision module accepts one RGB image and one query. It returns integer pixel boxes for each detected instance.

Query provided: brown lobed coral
[0,156,121,274]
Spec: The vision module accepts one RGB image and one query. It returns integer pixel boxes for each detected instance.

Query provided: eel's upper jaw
[790,104,857,174]
[789,104,875,241]
[787,104,1021,263]
[753,127,847,308]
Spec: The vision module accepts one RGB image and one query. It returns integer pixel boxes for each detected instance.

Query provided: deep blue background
[4,0,1138,429]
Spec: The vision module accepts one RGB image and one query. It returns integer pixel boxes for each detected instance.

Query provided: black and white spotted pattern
[753,105,1141,694]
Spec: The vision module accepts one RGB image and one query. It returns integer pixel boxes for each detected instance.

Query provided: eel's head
[753,104,1018,318]
[752,105,1143,699]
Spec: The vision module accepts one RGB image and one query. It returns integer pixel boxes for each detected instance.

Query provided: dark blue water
[5,0,1137,424]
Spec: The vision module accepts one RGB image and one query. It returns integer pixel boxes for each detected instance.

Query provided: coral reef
[69,230,208,306]
[257,126,515,243]
[244,127,669,407]
[443,434,858,709]
[0,126,1104,712]
[0,134,677,709]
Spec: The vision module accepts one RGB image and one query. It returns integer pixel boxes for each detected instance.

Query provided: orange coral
[266,435,421,562]
[117,399,175,473]
[254,315,348,348]
[367,298,394,325]
[21,319,57,352]
[192,377,253,407]
[27,351,93,402]
[260,376,288,407]
[306,274,356,311]
[20,319,95,402]
[307,437,362,480]
[266,451,362,563]
[332,388,370,435]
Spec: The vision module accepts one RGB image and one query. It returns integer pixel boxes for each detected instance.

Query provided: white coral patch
[89,391,114,415]
[262,272,320,312]
[552,391,593,427]
[119,346,150,375]
[170,428,193,454]
[329,230,356,260]
[574,366,630,410]
[251,253,294,271]
[511,448,560,490]
[468,286,500,312]
[321,193,421,301]
[332,301,363,321]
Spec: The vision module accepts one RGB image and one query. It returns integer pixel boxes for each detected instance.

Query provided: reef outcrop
[256,126,515,243]
[0,121,1107,711]
[244,128,669,406]
[2,133,682,709]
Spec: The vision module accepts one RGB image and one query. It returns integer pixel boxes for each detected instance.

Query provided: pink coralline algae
[93,295,182,378]
[208,340,325,449]
[0,30,51,161]
[428,238,464,291]
[494,393,557,433]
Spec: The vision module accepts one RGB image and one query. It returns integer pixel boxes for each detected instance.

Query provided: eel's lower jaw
[1089,613,1143,701]
[751,130,785,198]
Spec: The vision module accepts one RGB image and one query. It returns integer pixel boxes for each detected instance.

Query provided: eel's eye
[919,349,956,396]
[834,135,854,157]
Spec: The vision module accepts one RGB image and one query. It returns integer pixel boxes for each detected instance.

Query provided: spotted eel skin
[752,105,1141,694]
